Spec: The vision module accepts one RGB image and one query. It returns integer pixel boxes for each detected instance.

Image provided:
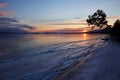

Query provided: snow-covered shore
[54,40,120,80]
[82,40,120,80]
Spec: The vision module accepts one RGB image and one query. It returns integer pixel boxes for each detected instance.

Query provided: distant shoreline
[0,32,107,34]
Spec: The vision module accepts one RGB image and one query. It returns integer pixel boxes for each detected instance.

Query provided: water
[0,34,105,80]
[0,34,103,53]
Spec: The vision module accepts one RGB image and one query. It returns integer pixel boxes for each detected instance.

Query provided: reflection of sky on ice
[0,34,104,54]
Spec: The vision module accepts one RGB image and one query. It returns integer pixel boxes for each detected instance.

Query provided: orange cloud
[0,11,13,16]
[0,3,8,8]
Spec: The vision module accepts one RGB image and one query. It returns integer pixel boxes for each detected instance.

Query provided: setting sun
[83,30,87,33]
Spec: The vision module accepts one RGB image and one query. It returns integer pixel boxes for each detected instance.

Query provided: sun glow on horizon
[83,30,87,32]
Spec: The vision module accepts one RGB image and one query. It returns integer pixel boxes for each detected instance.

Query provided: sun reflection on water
[83,33,87,40]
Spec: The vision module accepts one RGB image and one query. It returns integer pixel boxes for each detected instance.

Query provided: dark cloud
[0,17,18,23]
[0,17,35,33]
[18,24,35,30]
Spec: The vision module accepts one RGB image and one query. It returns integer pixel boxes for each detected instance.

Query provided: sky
[0,0,120,32]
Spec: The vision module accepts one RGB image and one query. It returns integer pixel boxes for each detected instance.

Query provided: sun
[83,30,87,33]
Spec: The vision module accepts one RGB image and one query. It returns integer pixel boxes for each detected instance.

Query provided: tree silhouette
[86,9,109,29]
[111,19,120,38]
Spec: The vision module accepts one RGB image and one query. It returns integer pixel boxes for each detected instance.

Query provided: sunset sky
[0,0,120,32]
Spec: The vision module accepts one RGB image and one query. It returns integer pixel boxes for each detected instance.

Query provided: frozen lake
[0,34,105,80]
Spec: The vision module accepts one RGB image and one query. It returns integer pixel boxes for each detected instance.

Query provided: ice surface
[0,37,106,80]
